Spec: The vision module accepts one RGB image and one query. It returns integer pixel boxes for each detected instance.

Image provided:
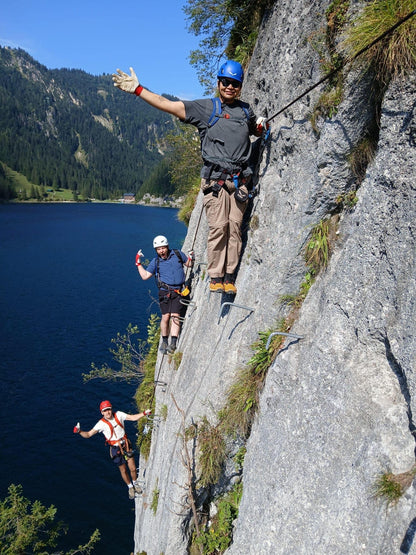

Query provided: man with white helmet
[135,235,194,354]
[113,61,266,295]
[73,400,151,499]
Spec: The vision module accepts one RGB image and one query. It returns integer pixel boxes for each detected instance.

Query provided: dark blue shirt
[147,249,187,289]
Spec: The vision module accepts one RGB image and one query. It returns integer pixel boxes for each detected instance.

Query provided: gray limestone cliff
[134,1,416,553]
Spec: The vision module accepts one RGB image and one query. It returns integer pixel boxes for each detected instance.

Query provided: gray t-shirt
[183,98,257,178]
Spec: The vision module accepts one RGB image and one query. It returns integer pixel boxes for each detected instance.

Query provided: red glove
[135,249,143,266]
[144,409,152,416]
[73,422,80,434]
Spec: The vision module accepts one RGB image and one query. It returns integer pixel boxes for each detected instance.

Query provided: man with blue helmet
[113,61,267,294]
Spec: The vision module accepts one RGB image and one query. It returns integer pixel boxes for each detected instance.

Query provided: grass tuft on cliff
[341,0,416,84]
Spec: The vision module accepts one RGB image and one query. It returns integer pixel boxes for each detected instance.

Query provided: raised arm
[73,422,99,439]
[135,250,153,280]
[125,409,152,422]
[112,67,186,120]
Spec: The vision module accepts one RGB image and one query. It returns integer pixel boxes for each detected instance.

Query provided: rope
[184,199,204,284]
[190,199,205,252]
[149,352,164,408]
[266,9,416,124]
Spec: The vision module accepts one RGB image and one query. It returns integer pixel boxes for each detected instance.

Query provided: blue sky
[0,0,207,99]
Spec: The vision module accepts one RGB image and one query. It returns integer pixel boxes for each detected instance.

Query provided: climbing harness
[202,164,250,201]
[100,413,134,461]
[265,9,416,125]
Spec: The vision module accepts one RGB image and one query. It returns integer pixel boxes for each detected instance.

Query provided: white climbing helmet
[153,235,169,249]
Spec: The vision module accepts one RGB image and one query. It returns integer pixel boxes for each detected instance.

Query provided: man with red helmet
[73,400,151,499]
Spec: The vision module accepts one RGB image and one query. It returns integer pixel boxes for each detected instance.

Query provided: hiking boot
[159,340,168,354]
[209,277,224,292]
[128,487,136,500]
[224,274,237,294]
[224,281,237,294]
[134,484,143,495]
[167,343,176,354]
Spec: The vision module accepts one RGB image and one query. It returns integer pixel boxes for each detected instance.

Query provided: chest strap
[101,413,128,446]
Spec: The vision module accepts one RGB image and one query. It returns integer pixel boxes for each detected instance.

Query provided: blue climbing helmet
[217,60,244,84]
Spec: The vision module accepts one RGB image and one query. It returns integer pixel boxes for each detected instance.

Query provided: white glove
[188,250,195,261]
[256,117,269,134]
[135,249,144,266]
[144,409,152,416]
[112,67,140,94]
[73,422,80,434]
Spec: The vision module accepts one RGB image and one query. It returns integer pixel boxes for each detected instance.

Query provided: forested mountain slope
[0,46,177,200]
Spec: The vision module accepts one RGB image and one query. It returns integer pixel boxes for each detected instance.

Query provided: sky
[0,0,207,99]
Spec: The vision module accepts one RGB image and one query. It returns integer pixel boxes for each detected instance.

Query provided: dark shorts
[109,445,125,466]
[109,439,133,467]
[158,289,183,315]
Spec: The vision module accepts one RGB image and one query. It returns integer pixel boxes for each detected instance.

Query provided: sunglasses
[219,77,241,89]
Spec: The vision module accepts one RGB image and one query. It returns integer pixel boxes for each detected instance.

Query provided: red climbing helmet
[100,400,112,412]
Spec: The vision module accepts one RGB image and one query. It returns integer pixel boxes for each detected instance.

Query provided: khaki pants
[202,178,248,278]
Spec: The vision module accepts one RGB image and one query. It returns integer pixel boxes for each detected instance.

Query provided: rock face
[134,1,416,553]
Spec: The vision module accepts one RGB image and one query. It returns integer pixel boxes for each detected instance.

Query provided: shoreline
[3,197,183,209]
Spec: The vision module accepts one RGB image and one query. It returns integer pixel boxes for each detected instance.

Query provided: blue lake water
[0,203,187,554]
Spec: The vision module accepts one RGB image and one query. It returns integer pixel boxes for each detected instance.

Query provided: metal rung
[180,298,197,307]
[142,415,162,435]
[218,301,254,324]
[266,331,304,350]
[151,416,162,424]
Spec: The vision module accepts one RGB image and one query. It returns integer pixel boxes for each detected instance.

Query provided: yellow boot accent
[210,279,224,292]
[224,282,237,294]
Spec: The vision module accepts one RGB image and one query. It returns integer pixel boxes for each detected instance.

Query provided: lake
[0,202,187,554]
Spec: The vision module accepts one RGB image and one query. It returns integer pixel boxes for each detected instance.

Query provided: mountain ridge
[0,46,177,200]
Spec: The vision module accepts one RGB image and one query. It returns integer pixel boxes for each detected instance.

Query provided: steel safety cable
[266,9,416,124]
[183,199,204,285]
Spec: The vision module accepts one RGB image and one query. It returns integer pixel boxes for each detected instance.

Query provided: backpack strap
[240,104,250,121]
[207,97,222,128]
[207,97,250,129]
[173,249,183,264]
